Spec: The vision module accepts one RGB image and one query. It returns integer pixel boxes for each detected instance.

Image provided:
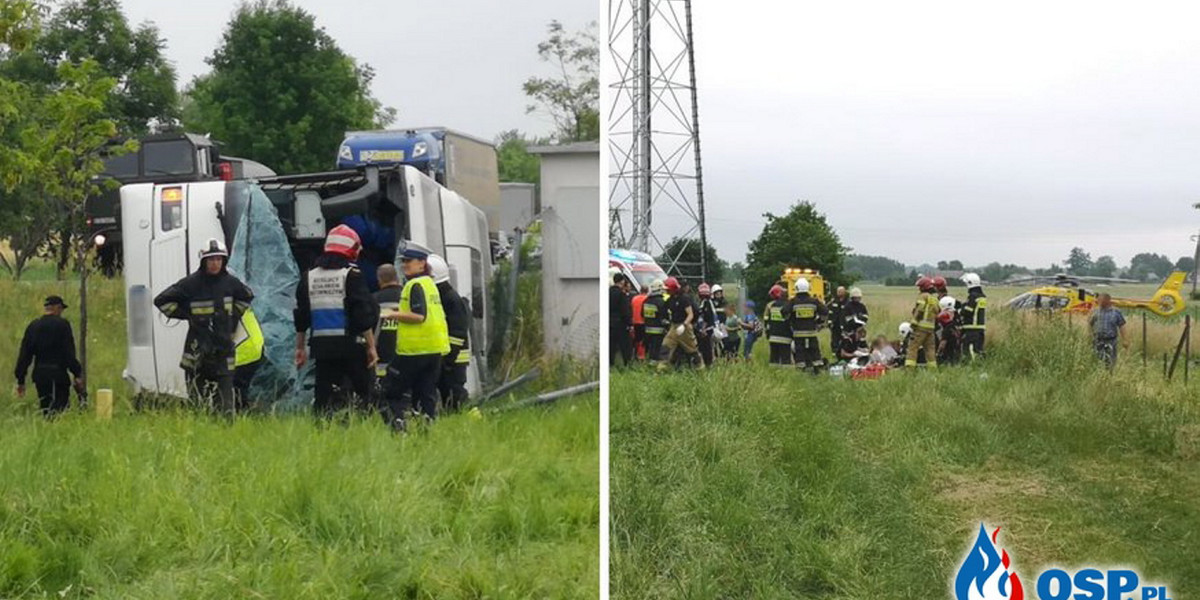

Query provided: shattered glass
[226,184,311,411]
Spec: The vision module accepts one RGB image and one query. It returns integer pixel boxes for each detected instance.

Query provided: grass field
[1,277,600,599]
[611,313,1200,598]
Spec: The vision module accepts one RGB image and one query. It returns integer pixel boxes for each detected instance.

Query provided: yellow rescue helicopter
[1005,271,1189,317]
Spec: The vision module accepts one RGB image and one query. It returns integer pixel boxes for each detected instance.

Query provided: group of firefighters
[15,225,472,429]
[610,270,989,373]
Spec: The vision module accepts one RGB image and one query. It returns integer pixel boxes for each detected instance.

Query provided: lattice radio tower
[607,0,708,280]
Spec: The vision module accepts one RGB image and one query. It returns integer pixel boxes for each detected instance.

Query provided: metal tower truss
[607,0,708,280]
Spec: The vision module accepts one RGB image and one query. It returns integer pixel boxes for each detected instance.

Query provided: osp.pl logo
[953,523,1173,600]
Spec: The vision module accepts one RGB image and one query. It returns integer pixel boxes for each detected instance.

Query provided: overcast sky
[640,1,1200,269]
[121,0,594,142]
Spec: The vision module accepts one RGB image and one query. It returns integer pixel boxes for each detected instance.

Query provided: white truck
[119,164,492,405]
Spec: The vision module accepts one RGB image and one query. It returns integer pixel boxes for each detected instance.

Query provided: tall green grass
[0,278,599,598]
[611,318,1200,598]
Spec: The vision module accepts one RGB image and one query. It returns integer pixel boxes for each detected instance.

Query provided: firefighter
[631,284,648,360]
[787,277,828,373]
[895,321,914,367]
[959,272,987,360]
[764,284,792,366]
[661,277,703,368]
[843,287,869,331]
[14,296,84,418]
[696,283,718,367]
[905,277,940,369]
[641,279,667,362]
[936,296,962,365]
[609,268,634,367]
[294,226,380,418]
[373,264,403,382]
[838,317,870,366]
[155,238,254,413]
[382,244,451,430]
[232,308,266,410]
[933,276,948,299]
[428,253,472,413]
[711,284,727,310]
[827,286,848,358]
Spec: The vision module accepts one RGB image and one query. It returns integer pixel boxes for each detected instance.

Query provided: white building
[530,142,600,359]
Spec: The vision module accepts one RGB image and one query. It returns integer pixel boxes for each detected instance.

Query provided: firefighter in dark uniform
[936,296,962,365]
[787,277,828,373]
[696,283,718,367]
[609,268,634,367]
[382,243,451,430]
[373,264,403,400]
[15,296,84,418]
[428,254,472,413]
[959,272,987,360]
[641,279,668,362]
[155,238,254,413]
[843,287,869,331]
[764,284,792,366]
[294,225,380,418]
[827,286,848,354]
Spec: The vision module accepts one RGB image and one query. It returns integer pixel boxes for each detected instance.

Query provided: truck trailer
[337,127,502,231]
[119,164,492,406]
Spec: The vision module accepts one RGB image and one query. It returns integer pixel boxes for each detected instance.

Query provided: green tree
[1129,253,1174,281]
[1174,256,1194,273]
[2,0,178,135]
[0,0,40,52]
[744,201,849,306]
[847,254,907,281]
[523,20,598,142]
[1092,255,1117,278]
[183,0,393,174]
[657,236,726,287]
[1065,247,1092,275]
[495,129,542,185]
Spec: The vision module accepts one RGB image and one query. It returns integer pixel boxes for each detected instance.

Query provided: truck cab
[781,268,826,300]
[120,164,492,403]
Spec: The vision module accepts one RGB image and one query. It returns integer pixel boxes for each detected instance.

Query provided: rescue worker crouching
[641,279,668,362]
[154,238,254,414]
[294,225,380,418]
[382,244,451,431]
[427,253,472,414]
[764,284,792,366]
[959,272,987,360]
[786,277,828,373]
[905,277,940,369]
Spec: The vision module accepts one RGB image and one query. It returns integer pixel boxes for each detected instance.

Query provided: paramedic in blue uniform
[294,225,380,417]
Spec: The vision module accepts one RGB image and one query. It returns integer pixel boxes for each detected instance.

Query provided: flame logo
[955,524,1025,600]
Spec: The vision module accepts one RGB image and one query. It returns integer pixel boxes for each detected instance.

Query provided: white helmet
[427,253,451,284]
[649,279,665,294]
[899,322,913,336]
[850,287,863,299]
[198,238,228,261]
[711,284,723,294]
[939,296,957,311]
[962,273,982,288]
[794,278,811,293]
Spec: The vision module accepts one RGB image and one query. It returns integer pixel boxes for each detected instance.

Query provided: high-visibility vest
[962,294,987,330]
[234,308,265,367]
[914,293,940,331]
[308,267,350,337]
[396,276,451,356]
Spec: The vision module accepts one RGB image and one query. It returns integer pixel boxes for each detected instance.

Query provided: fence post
[1186,314,1191,385]
[1142,313,1147,369]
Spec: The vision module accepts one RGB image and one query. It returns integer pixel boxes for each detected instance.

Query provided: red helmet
[932,276,948,291]
[664,277,681,293]
[916,276,935,292]
[324,224,362,260]
[698,283,711,297]
[769,284,785,299]
[937,311,954,325]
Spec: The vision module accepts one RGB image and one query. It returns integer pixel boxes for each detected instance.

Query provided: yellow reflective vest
[234,308,265,367]
[913,293,940,331]
[396,276,451,356]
